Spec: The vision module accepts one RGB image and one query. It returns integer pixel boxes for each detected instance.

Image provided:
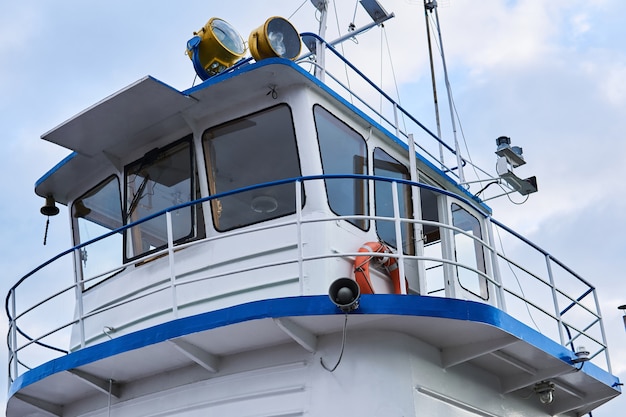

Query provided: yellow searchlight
[187,18,246,80]
[249,17,301,61]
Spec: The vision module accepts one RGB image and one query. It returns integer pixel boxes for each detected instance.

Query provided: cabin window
[72,176,123,289]
[373,148,414,254]
[124,136,202,260]
[202,104,302,231]
[314,105,368,230]
[451,203,488,300]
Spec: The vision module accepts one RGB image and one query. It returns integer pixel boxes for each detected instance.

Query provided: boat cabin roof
[35,57,487,213]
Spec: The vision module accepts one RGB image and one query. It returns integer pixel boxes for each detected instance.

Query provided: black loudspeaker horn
[328,278,361,312]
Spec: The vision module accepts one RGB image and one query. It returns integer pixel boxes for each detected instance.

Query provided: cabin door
[443,200,494,304]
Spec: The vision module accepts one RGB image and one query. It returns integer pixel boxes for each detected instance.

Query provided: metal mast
[424,1,444,168]
[425,0,465,183]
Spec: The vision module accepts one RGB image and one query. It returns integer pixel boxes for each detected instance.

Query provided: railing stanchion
[74,248,86,349]
[391,182,407,294]
[545,255,565,347]
[10,288,18,382]
[593,288,612,373]
[487,219,506,310]
[166,211,178,319]
[296,180,304,295]
[393,102,400,138]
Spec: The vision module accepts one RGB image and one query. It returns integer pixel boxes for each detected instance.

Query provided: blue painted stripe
[8,295,620,398]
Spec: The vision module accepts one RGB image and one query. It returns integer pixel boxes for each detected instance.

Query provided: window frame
[201,104,303,232]
[450,202,489,300]
[313,104,369,231]
[71,174,124,290]
[373,147,414,255]
[123,134,201,262]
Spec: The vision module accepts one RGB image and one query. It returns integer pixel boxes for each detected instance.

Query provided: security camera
[328,278,361,312]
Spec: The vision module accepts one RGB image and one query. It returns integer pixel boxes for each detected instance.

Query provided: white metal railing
[6,176,611,384]
[295,34,499,191]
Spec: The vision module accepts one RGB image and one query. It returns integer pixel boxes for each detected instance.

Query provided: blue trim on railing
[7,294,620,399]
[490,217,593,288]
[9,174,481,302]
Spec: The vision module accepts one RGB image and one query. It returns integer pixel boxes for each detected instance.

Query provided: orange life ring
[353,241,405,294]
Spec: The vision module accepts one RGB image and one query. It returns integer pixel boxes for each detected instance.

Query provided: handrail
[5,175,609,382]
[298,33,453,153]
[296,33,468,181]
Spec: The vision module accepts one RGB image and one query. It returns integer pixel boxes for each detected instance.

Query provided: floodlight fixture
[186,18,246,80]
[249,17,301,61]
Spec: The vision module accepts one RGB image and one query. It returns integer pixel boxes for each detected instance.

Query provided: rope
[43,217,50,246]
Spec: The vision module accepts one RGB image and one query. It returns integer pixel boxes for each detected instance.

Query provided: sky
[1,0,625,415]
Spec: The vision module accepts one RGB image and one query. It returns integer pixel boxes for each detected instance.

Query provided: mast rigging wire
[289,0,309,20]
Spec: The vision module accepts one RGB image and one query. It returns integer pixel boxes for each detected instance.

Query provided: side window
[451,203,488,300]
[202,104,302,231]
[373,148,413,254]
[72,176,123,289]
[314,105,368,230]
[124,136,203,260]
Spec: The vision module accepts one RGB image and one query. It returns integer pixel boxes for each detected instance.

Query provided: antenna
[302,0,394,79]
[424,1,444,168]
[425,1,465,184]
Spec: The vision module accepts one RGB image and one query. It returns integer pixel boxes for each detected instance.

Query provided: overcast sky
[1,0,625,415]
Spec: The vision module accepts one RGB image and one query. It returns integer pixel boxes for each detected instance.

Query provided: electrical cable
[320,314,349,372]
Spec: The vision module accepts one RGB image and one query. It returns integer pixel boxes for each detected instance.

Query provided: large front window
[124,136,202,260]
[202,104,302,231]
[314,105,368,230]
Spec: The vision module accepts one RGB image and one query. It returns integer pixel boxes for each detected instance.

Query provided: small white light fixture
[534,380,555,405]
[572,346,590,364]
